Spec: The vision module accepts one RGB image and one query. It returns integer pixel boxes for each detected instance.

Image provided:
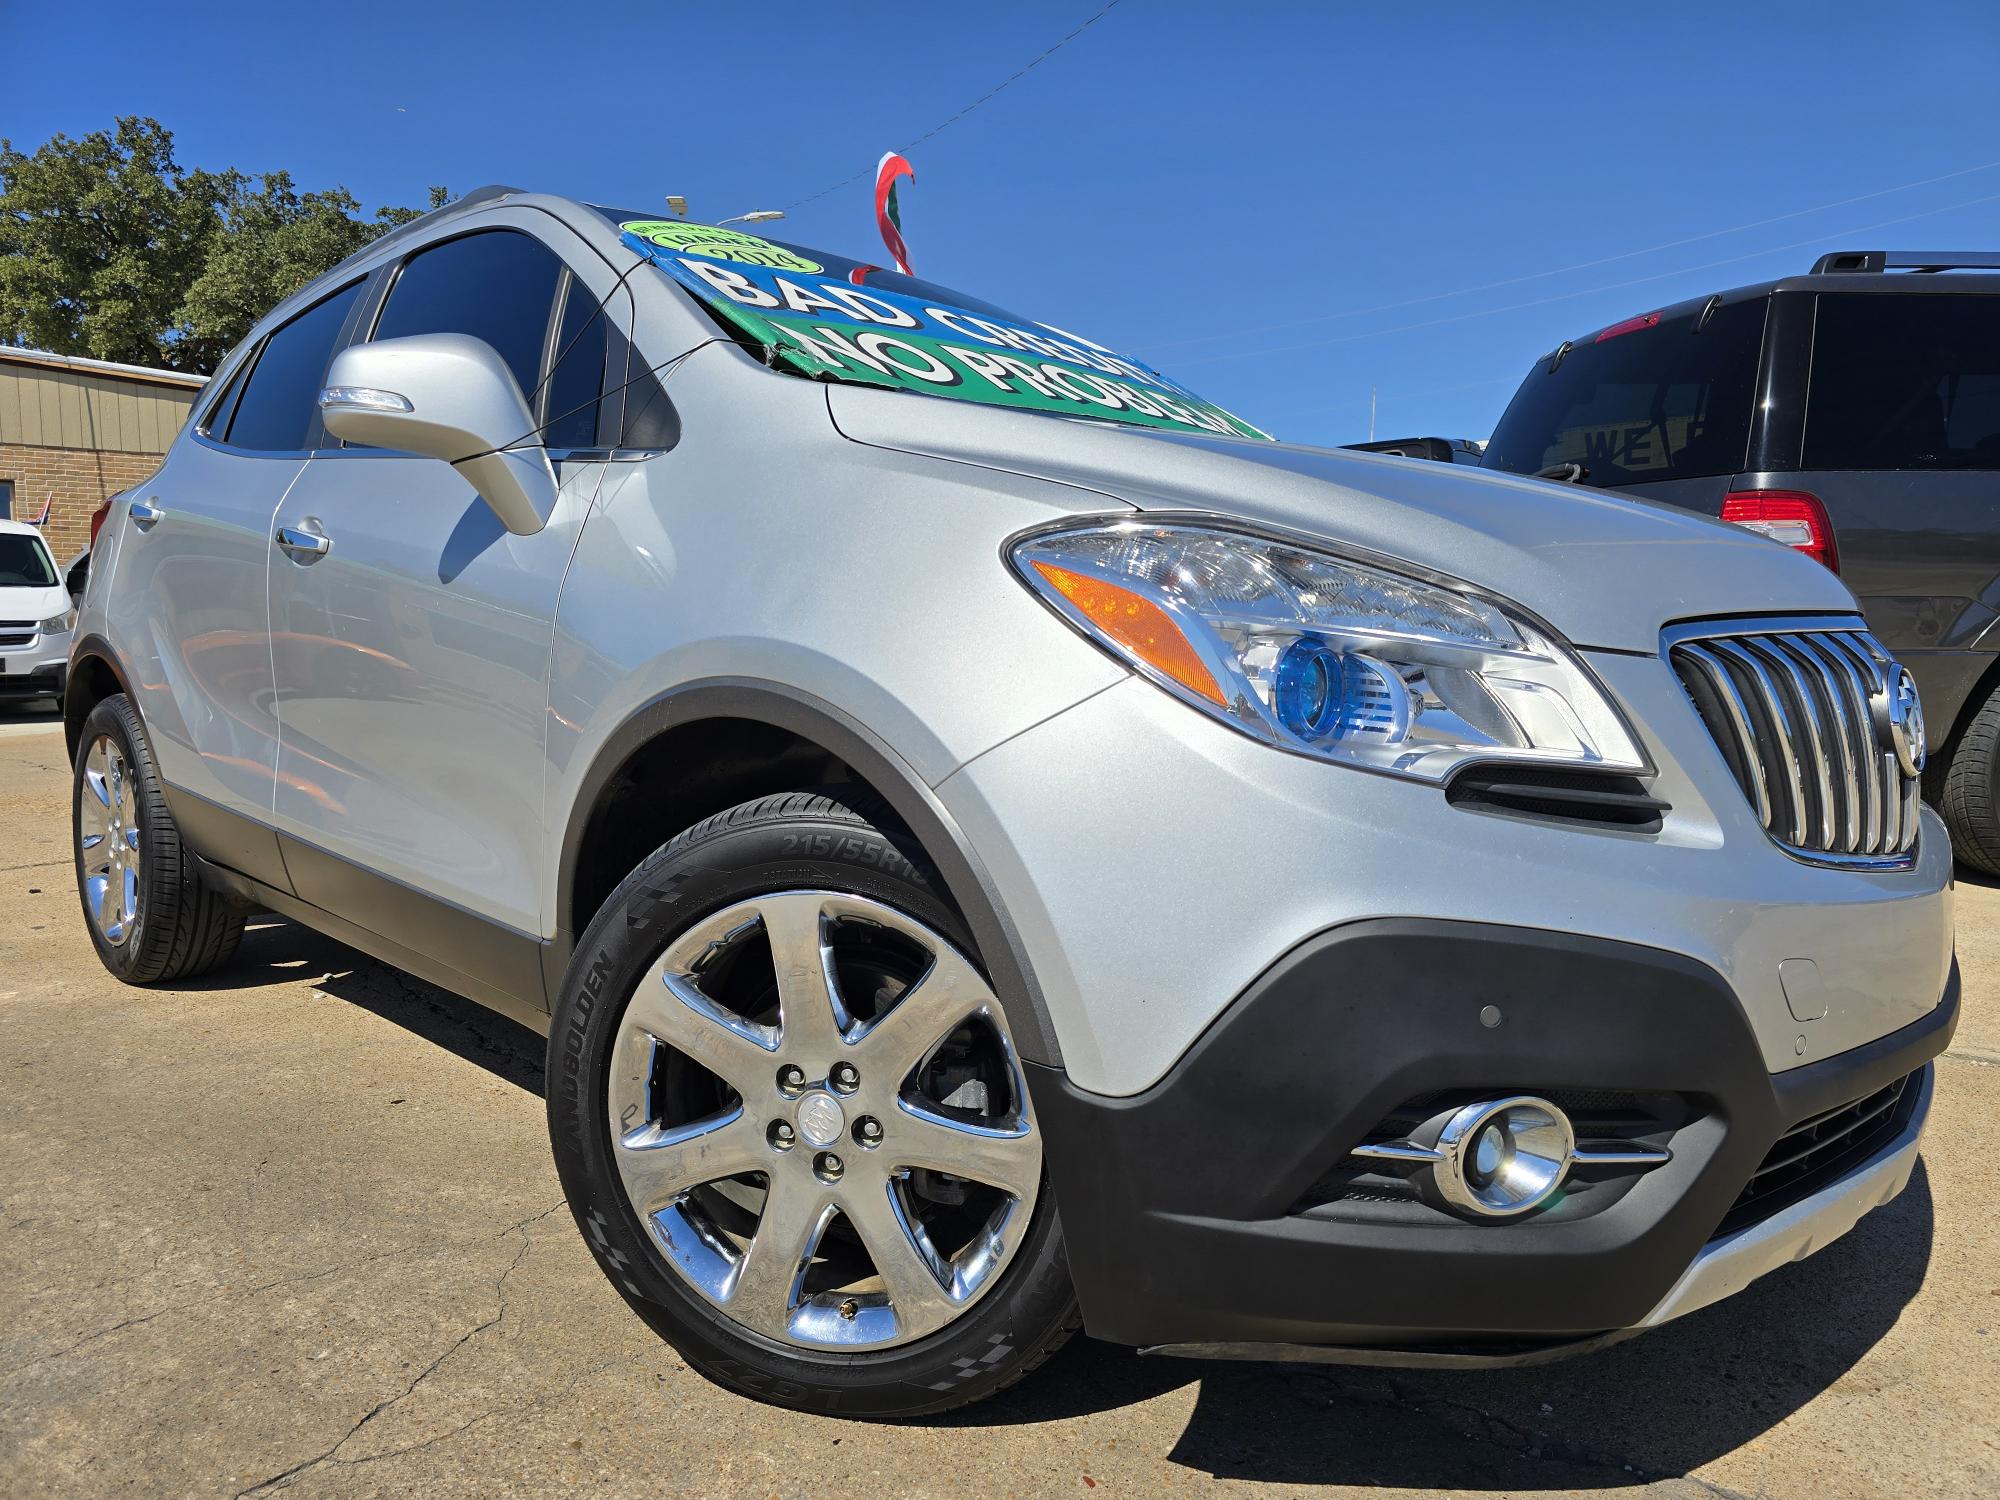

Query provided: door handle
[275,524,331,562]
[128,499,164,529]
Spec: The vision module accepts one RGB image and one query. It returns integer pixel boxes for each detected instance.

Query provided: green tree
[0,118,225,370]
[176,178,449,372]
[0,116,445,373]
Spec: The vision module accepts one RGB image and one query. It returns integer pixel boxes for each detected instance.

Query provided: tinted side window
[373,230,563,400]
[1482,299,1767,486]
[1805,294,2000,470]
[225,280,366,452]
[539,271,607,449]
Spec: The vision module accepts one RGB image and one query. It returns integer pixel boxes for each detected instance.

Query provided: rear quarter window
[1483,298,1767,486]
[1804,293,2000,470]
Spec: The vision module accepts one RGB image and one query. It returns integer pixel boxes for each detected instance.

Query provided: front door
[265,214,624,1007]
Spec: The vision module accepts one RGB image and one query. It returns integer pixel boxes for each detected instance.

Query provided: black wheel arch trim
[549,677,1064,1067]
[64,632,136,762]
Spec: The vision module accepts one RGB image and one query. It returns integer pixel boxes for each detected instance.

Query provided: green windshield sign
[621,221,1270,441]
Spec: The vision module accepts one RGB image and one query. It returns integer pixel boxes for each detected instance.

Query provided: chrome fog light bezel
[1433,1096,1575,1218]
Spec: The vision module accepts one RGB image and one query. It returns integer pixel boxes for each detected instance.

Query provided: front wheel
[545,789,1078,1416]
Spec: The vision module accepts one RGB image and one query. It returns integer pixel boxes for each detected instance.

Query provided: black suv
[1483,251,2000,871]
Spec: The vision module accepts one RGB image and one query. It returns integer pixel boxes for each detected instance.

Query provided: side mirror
[318,334,557,536]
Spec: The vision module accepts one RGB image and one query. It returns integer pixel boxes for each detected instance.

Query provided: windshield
[1483,298,1766,486]
[595,209,1269,442]
[0,533,57,589]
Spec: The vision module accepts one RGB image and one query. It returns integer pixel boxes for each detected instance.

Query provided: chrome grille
[1669,622,1920,864]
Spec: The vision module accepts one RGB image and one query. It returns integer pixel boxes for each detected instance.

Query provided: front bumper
[0,622,70,697]
[1026,919,1956,1355]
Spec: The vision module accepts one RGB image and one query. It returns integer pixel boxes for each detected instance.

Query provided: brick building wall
[0,443,167,559]
[0,348,206,560]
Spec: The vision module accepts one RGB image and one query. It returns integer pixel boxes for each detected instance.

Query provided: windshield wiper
[1535,462,1589,484]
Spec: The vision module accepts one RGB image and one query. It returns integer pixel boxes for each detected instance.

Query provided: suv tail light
[89,499,113,545]
[1721,489,1839,573]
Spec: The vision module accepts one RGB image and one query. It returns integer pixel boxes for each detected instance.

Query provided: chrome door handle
[128,499,164,529]
[275,524,331,561]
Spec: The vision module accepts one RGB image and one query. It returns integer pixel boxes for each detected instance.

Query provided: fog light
[1435,1096,1574,1217]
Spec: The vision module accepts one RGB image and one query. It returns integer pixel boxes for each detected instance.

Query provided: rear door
[266,212,627,1002]
[101,277,369,889]
[1791,292,2000,716]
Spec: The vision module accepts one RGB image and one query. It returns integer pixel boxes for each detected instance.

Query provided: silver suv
[68,187,1957,1416]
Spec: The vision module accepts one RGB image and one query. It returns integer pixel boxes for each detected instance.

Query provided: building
[0,347,206,559]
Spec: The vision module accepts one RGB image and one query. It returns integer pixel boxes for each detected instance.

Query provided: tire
[1939,683,2000,876]
[546,787,1078,1417]
[72,693,245,983]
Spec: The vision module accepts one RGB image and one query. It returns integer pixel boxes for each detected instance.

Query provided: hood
[0,582,68,624]
[826,385,1857,654]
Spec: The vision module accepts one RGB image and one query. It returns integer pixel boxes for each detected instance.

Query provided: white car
[0,518,74,705]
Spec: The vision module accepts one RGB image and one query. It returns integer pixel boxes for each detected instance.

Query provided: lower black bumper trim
[1029,918,1958,1350]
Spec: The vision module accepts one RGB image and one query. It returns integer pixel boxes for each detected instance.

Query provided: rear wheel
[1939,683,2000,875]
[546,789,1078,1416]
[71,694,245,983]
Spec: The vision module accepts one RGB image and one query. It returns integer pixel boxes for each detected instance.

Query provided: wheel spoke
[95,873,119,936]
[843,1174,956,1332]
[856,943,994,1086]
[613,1108,765,1214]
[624,970,777,1097]
[891,1104,1039,1201]
[726,1173,833,1337]
[758,893,849,1058]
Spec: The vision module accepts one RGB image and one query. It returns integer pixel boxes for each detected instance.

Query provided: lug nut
[777,1064,806,1094]
[855,1116,883,1148]
[814,1151,845,1183]
[830,1061,860,1093]
[768,1121,796,1151]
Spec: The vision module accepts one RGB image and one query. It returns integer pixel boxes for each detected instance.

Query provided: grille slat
[1718,1069,1920,1237]
[1671,624,1920,865]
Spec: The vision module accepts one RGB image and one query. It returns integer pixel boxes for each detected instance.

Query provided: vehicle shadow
[0,699,64,726]
[202,915,1935,1489]
[936,1169,1935,1490]
[184,915,548,1094]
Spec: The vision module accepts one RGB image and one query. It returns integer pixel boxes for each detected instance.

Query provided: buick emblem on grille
[1885,666,1927,779]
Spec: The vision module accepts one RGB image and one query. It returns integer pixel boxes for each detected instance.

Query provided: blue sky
[6,1,1999,446]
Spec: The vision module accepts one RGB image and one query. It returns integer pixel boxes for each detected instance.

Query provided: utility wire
[779,0,1127,213]
[1174,190,2000,369]
[1149,157,2000,354]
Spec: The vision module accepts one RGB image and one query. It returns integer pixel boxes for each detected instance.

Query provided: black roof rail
[1811,250,2000,274]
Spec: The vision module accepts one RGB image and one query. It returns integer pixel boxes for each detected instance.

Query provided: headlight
[39,607,77,635]
[1010,521,1644,782]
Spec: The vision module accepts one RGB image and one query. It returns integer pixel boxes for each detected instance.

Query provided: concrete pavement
[1,702,1995,1498]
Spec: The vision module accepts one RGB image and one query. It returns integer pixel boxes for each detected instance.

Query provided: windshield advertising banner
[621,221,1271,441]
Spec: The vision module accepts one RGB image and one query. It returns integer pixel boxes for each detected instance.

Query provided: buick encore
[68,188,1957,1415]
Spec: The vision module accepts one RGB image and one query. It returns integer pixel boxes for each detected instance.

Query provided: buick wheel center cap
[796,1092,846,1148]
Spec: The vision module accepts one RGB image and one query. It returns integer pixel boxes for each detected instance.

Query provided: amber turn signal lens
[1031,560,1225,706]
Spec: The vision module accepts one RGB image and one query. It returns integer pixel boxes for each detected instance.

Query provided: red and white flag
[29,492,51,525]
[874,151,916,276]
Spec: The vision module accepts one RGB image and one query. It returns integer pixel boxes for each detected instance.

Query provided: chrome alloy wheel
[78,734,141,946]
[607,890,1042,1351]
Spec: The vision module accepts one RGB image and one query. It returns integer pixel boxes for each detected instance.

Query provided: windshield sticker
[620,220,824,274]
[621,223,1270,441]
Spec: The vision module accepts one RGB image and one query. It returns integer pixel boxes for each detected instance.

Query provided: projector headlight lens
[1012,522,1643,782]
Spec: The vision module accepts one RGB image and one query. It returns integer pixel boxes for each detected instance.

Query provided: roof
[0,517,57,539]
[1532,259,2000,364]
[0,346,208,391]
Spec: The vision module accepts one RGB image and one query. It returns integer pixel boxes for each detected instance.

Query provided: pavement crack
[231,1204,562,1497]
